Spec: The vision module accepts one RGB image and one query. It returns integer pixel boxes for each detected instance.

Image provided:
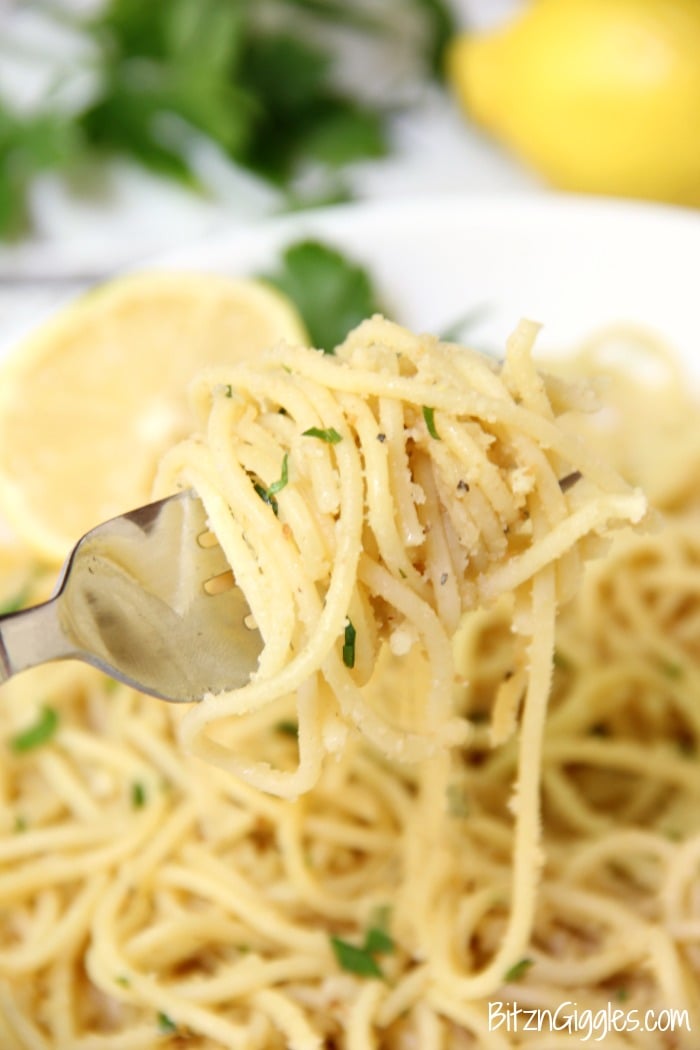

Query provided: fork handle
[0,600,75,685]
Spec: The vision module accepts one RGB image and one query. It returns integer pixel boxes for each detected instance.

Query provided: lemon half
[0,272,307,563]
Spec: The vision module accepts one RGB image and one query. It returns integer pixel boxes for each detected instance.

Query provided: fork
[0,491,262,702]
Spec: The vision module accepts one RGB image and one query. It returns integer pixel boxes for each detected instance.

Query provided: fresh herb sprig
[331,910,395,978]
[0,0,455,239]
[253,452,289,515]
[9,706,59,753]
[263,240,384,353]
[504,957,534,982]
[302,426,342,444]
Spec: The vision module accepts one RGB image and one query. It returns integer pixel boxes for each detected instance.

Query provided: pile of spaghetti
[1,317,698,1049]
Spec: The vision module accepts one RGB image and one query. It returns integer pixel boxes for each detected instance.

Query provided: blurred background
[0,0,698,311]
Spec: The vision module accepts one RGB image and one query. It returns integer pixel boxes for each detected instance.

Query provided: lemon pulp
[0,272,307,562]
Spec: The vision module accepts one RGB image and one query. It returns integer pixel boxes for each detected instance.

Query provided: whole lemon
[447,0,700,205]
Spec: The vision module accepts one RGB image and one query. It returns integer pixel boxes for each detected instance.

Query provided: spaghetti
[1,317,698,1049]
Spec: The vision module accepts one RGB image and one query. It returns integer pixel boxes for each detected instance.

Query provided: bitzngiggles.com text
[488,1001,691,1043]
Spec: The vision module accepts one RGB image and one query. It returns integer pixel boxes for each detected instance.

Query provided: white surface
[151,194,700,375]
[2,194,699,382]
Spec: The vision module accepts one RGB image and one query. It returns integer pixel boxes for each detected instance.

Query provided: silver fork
[0,491,262,702]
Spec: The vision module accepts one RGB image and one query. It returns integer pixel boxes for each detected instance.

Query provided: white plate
[149,192,700,375]
[2,193,699,379]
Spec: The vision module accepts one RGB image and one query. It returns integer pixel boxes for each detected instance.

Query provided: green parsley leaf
[243,33,329,114]
[267,453,289,497]
[157,1011,178,1033]
[131,782,147,808]
[237,31,388,182]
[302,103,386,167]
[81,0,252,180]
[302,427,342,444]
[10,706,59,754]
[364,926,394,955]
[262,240,384,353]
[252,454,288,515]
[253,481,278,516]
[330,935,383,979]
[422,406,440,440]
[504,957,534,982]
[342,618,356,669]
[14,815,28,833]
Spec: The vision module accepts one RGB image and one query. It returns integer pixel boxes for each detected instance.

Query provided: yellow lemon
[447,0,700,205]
[0,272,307,563]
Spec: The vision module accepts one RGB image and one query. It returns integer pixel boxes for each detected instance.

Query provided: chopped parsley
[330,913,394,978]
[364,926,394,955]
[331,936,383,978]
[157,1012,178,1034]
[253,481,279,516]
[302,426,342,444]
[253,454,288,515]
[131,782,147,809]
[422,405,440,439]
[342,618,356,668]
[9,706,59,753]
[504,957,534,982]
[268,453,289,497]
[14,815,28,833]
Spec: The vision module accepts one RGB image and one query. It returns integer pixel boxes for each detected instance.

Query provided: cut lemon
[0,271,307,563]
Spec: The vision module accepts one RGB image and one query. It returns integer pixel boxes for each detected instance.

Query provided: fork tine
[0,488,263,702]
